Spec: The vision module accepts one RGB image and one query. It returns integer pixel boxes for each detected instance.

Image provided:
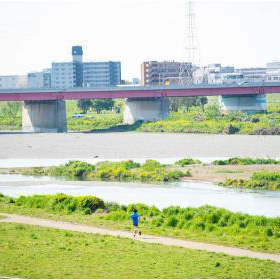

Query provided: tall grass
[1,193,280,252]
[23,160,190,182]
[219,171,280,191]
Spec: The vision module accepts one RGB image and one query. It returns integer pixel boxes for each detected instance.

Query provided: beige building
[141,61,192,86]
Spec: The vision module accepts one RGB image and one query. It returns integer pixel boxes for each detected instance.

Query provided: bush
[212,157,280,165]
[175,158,202,166]
[224,124,239,134]
[77,196,105,213]
[166,216,178,227]
[14,194,105,215]
[141,160,164,171]
[219,171,280,191]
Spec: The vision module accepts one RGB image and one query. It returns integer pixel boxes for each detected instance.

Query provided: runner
[130,208,141,237]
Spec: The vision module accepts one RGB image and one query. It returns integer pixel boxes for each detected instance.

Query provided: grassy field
[1,194,280,254]
[0,222,279,279]
[1,99,280,134]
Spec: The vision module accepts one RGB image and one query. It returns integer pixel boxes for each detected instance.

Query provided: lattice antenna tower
[179,1,200,85]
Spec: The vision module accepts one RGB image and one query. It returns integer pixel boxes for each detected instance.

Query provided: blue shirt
[131,213,140,225]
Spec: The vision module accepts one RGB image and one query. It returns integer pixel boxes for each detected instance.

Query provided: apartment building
[27,69,51,88]
[0,75,27,88]
[141,61,192,86]
[83,61,121,87]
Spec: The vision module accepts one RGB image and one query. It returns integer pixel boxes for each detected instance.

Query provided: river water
[0,173,279,217]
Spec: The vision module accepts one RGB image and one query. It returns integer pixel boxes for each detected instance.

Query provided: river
[1,174,279,217]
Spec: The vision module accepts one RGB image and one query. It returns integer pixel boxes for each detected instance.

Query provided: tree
[199,97,208,112]
[91,99,115,114]
[77,100,92,114]
[169,97,199,112]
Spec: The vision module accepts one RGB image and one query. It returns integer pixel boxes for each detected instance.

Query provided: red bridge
[0,83,280,101]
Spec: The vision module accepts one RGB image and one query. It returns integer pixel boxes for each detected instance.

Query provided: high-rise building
[72,46,83,87]
[83,61,121,87]
[51,62,76,88]
[51,46,121,88]
[141,61,192,86]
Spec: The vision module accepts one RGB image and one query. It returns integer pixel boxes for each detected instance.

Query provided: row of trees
[77,97,208,114]
[169,96,208,112]
[77,99,122,114]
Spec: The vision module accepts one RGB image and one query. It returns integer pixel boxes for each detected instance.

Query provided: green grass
[219,171,280,191]
[0,222,279,279]
[1,194,280,254]
[267,93,280,113]
[212,157,280,165]
[215,170,245,174]
[18,160,190,183]
[1,100,280,134]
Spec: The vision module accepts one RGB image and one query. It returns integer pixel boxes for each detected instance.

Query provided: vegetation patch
[219,171,280,191]
[1,223,280,279]
[175,158,202,166]
[215,169,245,174]
[212,157,280,165]
[18,160,191,182]
[1,194,280,253]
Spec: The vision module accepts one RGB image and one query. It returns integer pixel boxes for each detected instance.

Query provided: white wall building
[51,62,75,88]
[266,61,280,82]
[236,68,266,83]
[0,75,27,88]
[83,61,121,87]
[203,64,235,84]
[28,69,51,88]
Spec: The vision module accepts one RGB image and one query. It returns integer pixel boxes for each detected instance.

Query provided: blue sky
[0,0,280,79]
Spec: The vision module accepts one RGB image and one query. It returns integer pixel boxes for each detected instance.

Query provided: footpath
[1,212,280,263]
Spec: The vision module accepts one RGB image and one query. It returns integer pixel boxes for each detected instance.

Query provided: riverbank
[1,133,280,159]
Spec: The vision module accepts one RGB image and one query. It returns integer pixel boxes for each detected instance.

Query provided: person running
[130,208,141,237]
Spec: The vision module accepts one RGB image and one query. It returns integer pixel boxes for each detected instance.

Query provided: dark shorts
[133,223,138,227]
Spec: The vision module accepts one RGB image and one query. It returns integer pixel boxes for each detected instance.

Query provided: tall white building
[51,62,75,88]
[83,61,121,87]
[0,75,27,88]
[51,46,121,88]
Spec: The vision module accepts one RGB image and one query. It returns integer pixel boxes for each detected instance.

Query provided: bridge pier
[22,100,67,133]
[219,94,267,113]
[123,97,169,124]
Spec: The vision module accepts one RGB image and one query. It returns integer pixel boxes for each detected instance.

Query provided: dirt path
[1,213,280,263]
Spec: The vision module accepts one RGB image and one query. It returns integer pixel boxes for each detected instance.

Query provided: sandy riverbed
[0,132,280,159]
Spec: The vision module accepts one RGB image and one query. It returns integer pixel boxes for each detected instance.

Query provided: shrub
[266,228,274,237]
[141,160,164,171]
[77,196,105,213]
[224,124,239,134]
[165,216,178,227]
[175,158,201,167]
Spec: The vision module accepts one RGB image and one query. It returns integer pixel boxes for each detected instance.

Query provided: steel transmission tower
[179,1,200,85]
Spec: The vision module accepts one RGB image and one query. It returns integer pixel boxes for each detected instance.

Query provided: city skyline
[0,0,280,79]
